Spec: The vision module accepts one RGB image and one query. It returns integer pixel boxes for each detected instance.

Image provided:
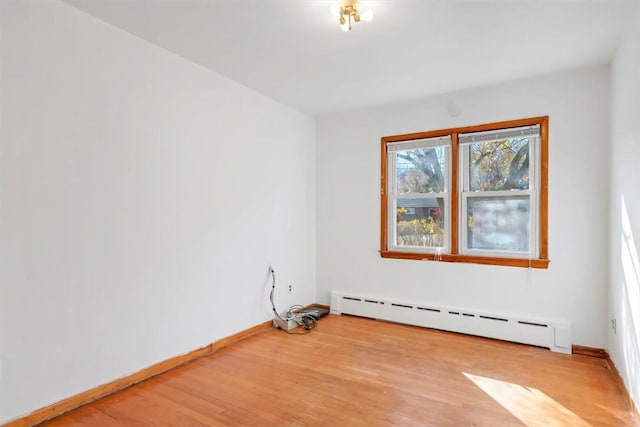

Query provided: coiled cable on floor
[269,266,316,334]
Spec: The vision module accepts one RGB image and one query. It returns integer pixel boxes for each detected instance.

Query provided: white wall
[609,2,640,413]
[317,65,611,349]
[0,0,315,422]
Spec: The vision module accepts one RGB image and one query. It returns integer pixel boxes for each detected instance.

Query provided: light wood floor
[41,315,634,426]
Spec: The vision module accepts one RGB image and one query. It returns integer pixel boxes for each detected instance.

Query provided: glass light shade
[361,9,374,22]
[341,21,350,32]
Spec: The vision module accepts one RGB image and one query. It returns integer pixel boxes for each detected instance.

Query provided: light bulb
[361,9,374,22]
[330,3,340,17]
[341,22,350,32]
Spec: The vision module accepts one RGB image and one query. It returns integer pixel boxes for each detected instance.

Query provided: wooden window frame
[380,116,549,268]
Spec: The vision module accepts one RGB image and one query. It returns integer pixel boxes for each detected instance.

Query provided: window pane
[469,138,529,191]
[396,147,446,194]
[467,196,529,252]
[396,198,445,247]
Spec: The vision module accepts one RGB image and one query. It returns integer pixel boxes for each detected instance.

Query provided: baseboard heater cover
[330,291,571,354]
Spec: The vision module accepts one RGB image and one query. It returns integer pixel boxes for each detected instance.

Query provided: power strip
[273,315,304,331]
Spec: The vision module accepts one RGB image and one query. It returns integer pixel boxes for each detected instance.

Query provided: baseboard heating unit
[330,291,571,354]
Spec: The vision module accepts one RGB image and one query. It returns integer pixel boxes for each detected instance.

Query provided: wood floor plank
[40,315,635,426]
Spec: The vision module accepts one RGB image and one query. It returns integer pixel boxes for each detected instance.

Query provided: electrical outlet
[611,317,617,334]
[288,284,292,293]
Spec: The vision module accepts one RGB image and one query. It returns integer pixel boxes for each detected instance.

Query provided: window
[387,136,451,252]
[380,117,549,268]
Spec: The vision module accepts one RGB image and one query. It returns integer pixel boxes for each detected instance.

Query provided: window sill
[379,251,550,269]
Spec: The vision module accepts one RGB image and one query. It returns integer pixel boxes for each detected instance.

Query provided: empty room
[1,0,639,425]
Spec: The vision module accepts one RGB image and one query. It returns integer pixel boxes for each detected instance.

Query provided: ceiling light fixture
[330,1,374,32]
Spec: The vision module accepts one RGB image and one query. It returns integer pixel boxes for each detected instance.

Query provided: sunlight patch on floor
[463,372,591,427]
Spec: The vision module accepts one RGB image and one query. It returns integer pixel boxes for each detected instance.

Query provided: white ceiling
[63,0,636,116]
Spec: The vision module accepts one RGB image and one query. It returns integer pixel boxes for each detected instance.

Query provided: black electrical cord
[269,266,316,334]
[269,266,286,323]
[299,314,316,330]
[285,305,317,331]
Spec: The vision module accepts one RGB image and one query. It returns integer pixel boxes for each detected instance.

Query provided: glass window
[396,147,447,194]
[466,196,530,252]
[380,117,548,268]
[387,138,450,252]
[468,139,530,191]
[396,197,446,248]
